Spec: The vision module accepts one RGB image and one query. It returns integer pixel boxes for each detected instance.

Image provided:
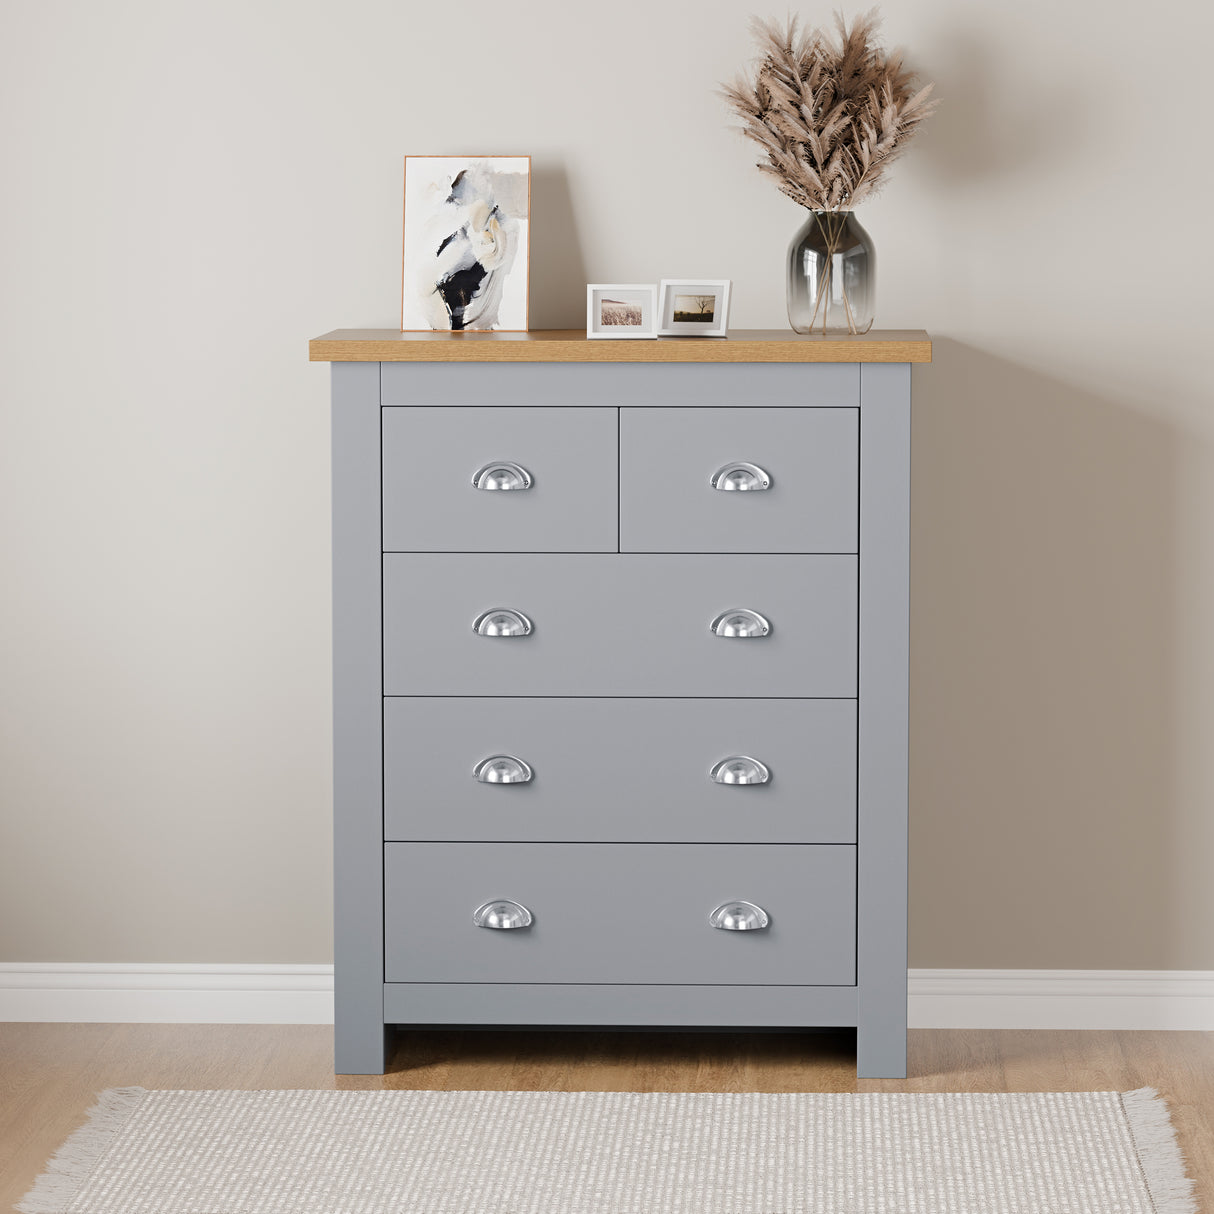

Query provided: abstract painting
[401,156,530,331]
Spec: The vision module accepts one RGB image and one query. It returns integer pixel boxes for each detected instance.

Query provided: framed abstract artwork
[401,156,531,331]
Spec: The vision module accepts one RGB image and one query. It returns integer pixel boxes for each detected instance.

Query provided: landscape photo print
[674,293,716,323]
[586,284,658,339]
[657,279,731,336]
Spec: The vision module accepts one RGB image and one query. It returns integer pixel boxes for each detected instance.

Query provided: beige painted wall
[1,0,1211,968]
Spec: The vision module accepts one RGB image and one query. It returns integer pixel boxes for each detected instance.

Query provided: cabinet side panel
[331,361,387,1074]
[856,362,911,1078]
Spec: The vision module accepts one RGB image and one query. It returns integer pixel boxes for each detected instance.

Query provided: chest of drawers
[313,328,930,1079]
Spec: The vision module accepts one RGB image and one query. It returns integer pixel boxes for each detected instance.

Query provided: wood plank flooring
[2,1025,1210,1212]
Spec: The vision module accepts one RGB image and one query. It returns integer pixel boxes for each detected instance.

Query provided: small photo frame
[586,284,658,339]
[657,279,731,337]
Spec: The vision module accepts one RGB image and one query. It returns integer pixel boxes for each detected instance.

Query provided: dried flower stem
[721,11,937,213]
[807,212,860,334]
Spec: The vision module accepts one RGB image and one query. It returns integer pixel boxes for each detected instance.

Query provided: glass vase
[787,210,875,335]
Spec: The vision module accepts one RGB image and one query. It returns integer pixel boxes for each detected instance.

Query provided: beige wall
[1,0,1211,968]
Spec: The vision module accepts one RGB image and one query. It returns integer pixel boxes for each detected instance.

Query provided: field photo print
[586,284,658,339]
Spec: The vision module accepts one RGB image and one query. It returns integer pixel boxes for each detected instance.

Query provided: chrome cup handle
[473,900,533,929]
[709,901,770,931]
[472,462,533,491]
[711,462,772,491]
[473,609,533,637]
[710,756,771,785]
[473,755,533,784]
[710,609,771,638]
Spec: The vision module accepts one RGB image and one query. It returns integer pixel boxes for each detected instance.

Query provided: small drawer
[384,698,856,844]
[384,842,856,985]
[619,407,857,553]
[382,553,857,697]
[381,406,618,552]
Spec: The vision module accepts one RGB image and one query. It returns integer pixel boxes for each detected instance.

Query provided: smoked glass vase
[787,210,875,335]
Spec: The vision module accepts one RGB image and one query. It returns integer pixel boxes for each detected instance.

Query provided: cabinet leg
[856,1020,907,1079]
[335,1023,391,1075]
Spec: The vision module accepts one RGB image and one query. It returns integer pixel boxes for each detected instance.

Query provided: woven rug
[21,1087,1195,1214]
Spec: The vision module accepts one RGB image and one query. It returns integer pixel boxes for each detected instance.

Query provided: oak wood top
[309,329,931,364]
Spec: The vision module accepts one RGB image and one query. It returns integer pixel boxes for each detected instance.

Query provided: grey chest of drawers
[312,328,931,1079]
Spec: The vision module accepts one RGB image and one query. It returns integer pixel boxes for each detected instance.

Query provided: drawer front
[382,553,857,697]
[384,842,856,985]
[384,698,856,844]
[619,408,857,553]
[382,406,618,552]
[380,362,861,407]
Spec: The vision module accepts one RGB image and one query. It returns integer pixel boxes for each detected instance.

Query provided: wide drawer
[383,842,856,985]
[382,554,857,697]
[384,698,856,843]
[379,362,861,408]
[620,407,858,553]
[381,406,618,552]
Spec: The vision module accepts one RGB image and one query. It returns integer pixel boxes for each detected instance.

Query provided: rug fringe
[1120,1086,1198,1214]
[18,1087,148,1214]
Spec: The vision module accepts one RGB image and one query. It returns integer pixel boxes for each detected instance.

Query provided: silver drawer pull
[710,756,771,785]
[710,608,771,638]
[473,755,533,784]
[709,901,770,931]
[472,462,533,491]
[711,462,772,492]
[473,900,533,929]
[473,608,533,637]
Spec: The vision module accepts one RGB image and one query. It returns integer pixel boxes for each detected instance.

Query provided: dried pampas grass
[721,10,937,211]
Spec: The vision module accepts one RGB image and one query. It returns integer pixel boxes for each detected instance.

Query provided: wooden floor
[2,1025,1210,1211]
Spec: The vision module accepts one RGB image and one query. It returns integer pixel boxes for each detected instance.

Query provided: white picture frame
[657,279,731,337]
[586,284,658,339]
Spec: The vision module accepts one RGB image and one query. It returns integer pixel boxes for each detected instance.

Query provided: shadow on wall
[909,339,1180,969]
[910,25,1088,190]
[527,162,586,329]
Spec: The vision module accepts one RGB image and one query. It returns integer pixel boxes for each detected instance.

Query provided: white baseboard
[908,969,1214,1031]
[1,965,1211,1030]
[0,964,334,1025]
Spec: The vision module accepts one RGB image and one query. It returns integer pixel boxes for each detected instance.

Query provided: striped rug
[20,1087,1196,1213]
